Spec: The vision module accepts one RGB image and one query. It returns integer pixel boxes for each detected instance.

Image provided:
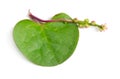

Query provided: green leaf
[52,13,72,20]
[13,13,79,66]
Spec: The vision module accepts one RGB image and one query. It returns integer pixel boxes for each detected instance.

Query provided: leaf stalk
[28,11,107,31]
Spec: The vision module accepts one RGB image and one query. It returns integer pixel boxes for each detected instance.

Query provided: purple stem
[29,11,56,22]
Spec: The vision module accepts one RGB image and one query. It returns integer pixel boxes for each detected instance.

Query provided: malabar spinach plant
[13,11,107,66]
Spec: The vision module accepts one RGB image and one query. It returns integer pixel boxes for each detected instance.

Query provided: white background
[0,0,120,79]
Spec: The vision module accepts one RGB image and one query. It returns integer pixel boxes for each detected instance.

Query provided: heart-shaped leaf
[13,13,79,66]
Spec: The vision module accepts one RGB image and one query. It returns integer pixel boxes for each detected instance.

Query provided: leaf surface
[13,13,79,66]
